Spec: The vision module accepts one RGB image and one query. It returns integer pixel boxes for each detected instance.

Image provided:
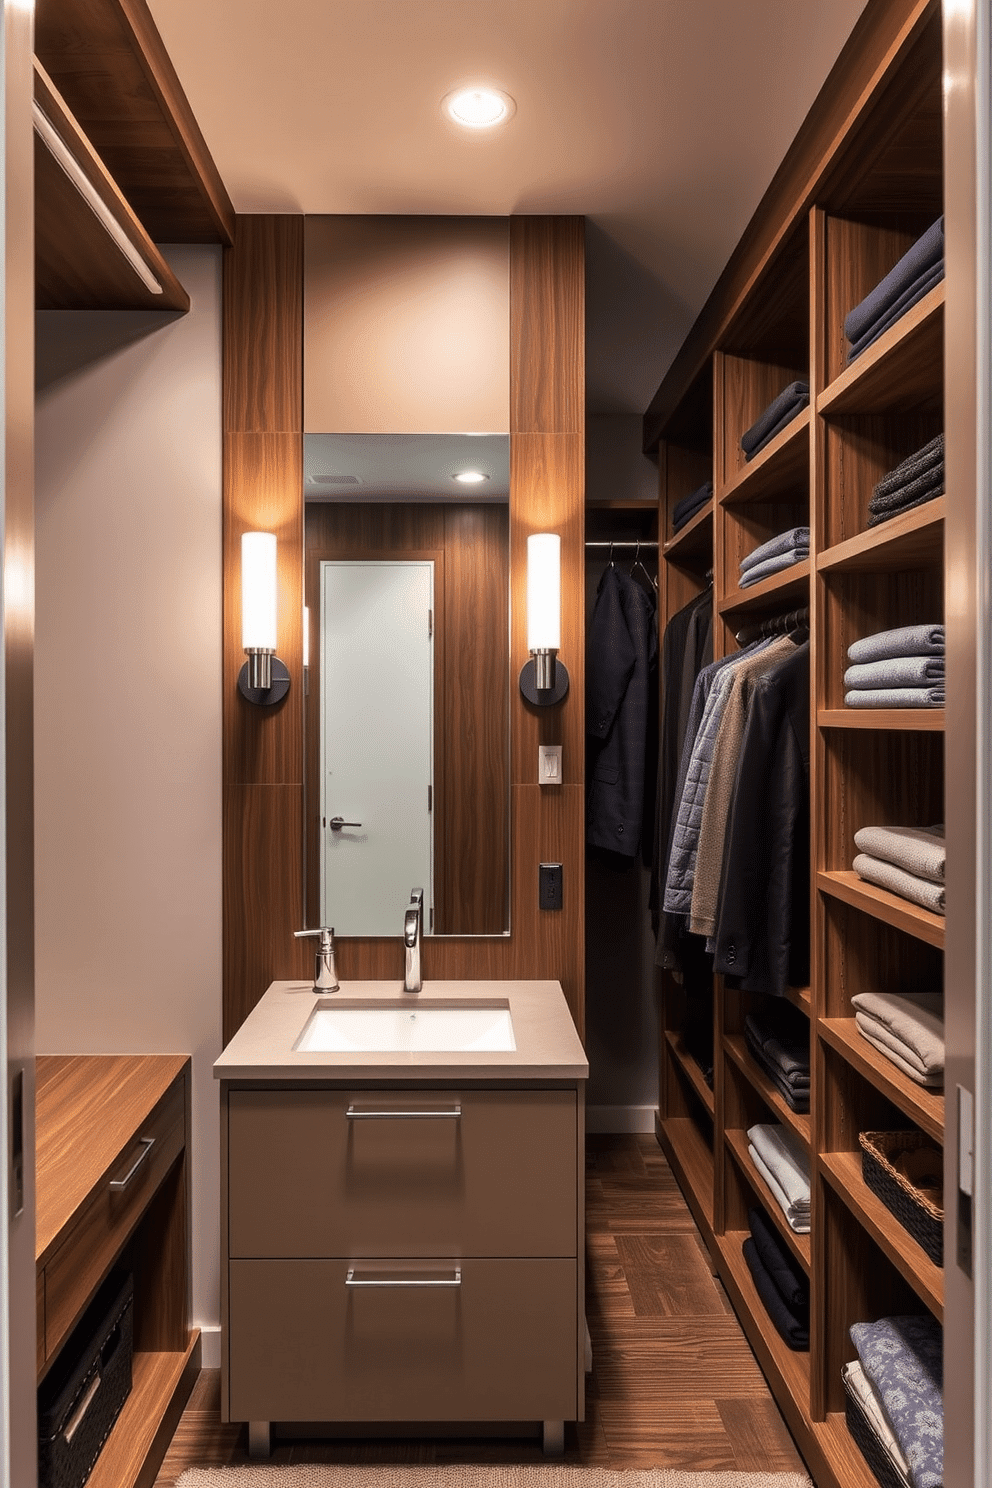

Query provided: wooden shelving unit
[648,3,947,1484]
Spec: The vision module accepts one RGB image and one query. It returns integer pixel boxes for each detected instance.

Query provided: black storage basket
[38,1270,133,1488]
[859,1129,944,1266]
[842,1363,910,1488]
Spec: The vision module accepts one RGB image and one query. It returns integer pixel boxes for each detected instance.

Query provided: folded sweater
[848,625,945,664]
[853,825,945,884]
[844,656,944,691]
[847,260,944,361]
[844,219,945,344]
[672,479,713,531]
[740,527,811,573]
[855,1014,944,1086]
[741,382,810,459]
[850,990,944,1073]
[738,548,808,589]
[742,1238,808,1350]
[845,686,944,709]
[873,434,944,499]
[853,853,946,914]
[748,1122,810,1207]
[748,1205,808,1310]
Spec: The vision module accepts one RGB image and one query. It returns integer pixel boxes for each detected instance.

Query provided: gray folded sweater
[845,686,944,709]
[844,656,945,690]
[848,625,945,664]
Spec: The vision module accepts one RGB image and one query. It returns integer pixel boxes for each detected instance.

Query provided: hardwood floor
[153,1134,807,1482]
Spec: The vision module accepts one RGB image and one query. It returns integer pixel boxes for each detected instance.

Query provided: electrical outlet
[539,862,563,911]
[538,745,562,785]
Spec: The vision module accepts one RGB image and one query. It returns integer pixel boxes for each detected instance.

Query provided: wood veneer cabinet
[35,1055,199,1488]
[649,3,949,1485]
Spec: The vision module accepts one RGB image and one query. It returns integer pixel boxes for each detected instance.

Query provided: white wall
[33,246,223,1345]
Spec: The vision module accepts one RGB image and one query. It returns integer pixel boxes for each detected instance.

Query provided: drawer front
[45,1078,185,1361]
[228,1088,577,1259]
[228,1257,578,1424]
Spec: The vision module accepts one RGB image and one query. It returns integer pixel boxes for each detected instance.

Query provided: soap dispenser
[294,927,339,993]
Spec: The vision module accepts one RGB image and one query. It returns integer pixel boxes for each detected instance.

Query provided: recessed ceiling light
[453,470,490,484]
[442,86,516,130]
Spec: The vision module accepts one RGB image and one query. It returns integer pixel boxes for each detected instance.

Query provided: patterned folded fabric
[741,381,810,459]
[747,1144,810,1231]
[844,656,945,691]
[853,853,945,915]
[850,989,944,1074]
[848,625,945,664]
[672,479,713,531]
[855,1014,944,1085]
[738,548,808,589]
[849,1314,943,1488]
[847,261,944,361]
[845,687,944,709]
[853,826,945,884]
[843,1360,913,1486]
[748,1206,809,1310]
[743,1238,808,1350]
[740,527,811,574]
[844,219,945,344]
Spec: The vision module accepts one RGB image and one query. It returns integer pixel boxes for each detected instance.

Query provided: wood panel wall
[223,215,585,1043]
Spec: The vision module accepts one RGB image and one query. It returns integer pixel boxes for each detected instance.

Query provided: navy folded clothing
[740,382,809,460]
[844,219,944,344]
[847,260,944,361]
[748,1206,809,1311]
[744,1017,810,1113]
[744,1032,810,1112]
[672,480,713,531]
[743,1011,810,1084]
[740,527,811,574]
[742,1237,809,1350]
[848,625,944,664]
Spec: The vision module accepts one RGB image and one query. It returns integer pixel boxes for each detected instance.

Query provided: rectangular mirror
[304,432,510,938]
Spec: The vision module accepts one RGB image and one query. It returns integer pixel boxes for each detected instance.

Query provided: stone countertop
[214,979,588,1083]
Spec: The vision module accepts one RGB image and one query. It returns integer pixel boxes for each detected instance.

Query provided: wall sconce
[238,532,290,705]
[519,533,570,706]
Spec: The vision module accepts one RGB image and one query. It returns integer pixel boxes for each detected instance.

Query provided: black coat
[712,641,810,995]
[586,565,658,858]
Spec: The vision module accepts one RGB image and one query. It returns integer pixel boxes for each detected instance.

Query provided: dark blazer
[712,641,810,996]
[586,565,658,858]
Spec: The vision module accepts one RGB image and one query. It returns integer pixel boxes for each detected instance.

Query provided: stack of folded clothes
[744,1001,811,1112]
[672,479,713,533]
[845,217,945,362]
[843,1356,915,1488]
[868,434,944,527]
[853,824,946,917]
[742,1206,809,1352]
[747,1122,811,1233]
[844,624,945,709]
[850,989,945,1088]
[740,382,810,462]
[848,1314,943,1488]
[738,526,810,589]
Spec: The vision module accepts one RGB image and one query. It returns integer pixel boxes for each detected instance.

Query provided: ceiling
[146,0,868,420]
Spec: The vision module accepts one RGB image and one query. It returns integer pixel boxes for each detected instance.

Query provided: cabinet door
[228,1257,578,1424]
[227,1088,577,1259]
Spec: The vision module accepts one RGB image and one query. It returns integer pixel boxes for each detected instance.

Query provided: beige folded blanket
[850,990,944,1073]
[855,1020,945,1087]
[853,853,945,914]
[854,824,945,884]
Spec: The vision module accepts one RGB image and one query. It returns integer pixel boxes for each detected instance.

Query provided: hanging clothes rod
[735,605,809,647]
[585,540,659,550]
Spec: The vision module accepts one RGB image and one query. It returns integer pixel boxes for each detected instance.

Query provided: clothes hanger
[629,538,659,593]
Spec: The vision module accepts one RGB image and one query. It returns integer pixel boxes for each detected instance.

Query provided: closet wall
[646,2,964,1484]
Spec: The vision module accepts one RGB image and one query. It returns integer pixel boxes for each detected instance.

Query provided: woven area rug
[176,1468,813,1488]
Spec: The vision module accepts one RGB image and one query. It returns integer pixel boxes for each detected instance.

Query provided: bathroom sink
[293,1000,516,1054]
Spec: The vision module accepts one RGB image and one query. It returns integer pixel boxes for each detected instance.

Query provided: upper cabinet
[33,0,234,311]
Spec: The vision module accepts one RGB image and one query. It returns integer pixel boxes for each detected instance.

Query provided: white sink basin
[293,1000,516,1054]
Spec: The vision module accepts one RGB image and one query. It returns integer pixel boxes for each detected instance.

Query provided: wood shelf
[819,1150,943,1318]
[817,868,945,948]
[656,1113,715,1240]
[719,557,810,616]
[720,409,810,506]
[723,1127,811,1271]
[724,1034,810,1145]
[817,498,945,573]
[663,500,713,561]
[819,1017,944,1142]
[665,1029,715,1116]
[818,707,944,732]
[783,984,812,1013]
[87,1339,200,1488]
[817,284,944,417]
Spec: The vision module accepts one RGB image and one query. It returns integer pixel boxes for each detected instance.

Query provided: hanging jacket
[586,565,658,858]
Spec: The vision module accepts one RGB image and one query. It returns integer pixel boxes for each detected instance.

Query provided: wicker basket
[842,1363,911,1488]
[859,1129,943,1266]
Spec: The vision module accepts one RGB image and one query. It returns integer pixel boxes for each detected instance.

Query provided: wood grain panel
[510,216,584,435]
[223,216,303,435]
[34,0,234,244]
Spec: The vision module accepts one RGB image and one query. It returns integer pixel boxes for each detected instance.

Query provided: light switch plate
[538,745,562,785]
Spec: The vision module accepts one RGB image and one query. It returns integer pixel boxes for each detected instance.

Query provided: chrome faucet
[403,889,424,993]
[294,926,339,993]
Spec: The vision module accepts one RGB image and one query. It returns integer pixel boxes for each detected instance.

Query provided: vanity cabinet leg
[542,1420,565,1455]
[248,1421,271,1458]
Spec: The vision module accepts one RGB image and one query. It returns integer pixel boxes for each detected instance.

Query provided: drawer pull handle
[346,1266,461,1288]
[63,1369,101,1445]
[345,1105,461,1120]
[109,1136,155,1191]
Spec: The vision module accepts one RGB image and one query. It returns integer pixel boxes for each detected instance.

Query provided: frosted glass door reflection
[320,561,434,936]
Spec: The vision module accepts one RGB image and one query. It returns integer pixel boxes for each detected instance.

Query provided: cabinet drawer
[44,1078,184,1361]
[228,1088,577,1259]
[228,1257,578,1424]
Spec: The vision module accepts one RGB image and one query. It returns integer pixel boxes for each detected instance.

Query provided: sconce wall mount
[519,532,570,708]
[239,531,291,706]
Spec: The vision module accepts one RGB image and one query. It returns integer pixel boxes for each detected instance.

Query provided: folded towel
[748,1206,808,1310]
[844,656,945,690]
[848,625,945,664]
[748,1122,811,1206]
[740,527,811,574]
[847,260,945,361]
[853,826,945,884]
[873,435,945,499]
[845,686,945,709]
[672,479,713,530]
[741,381,810,459]
[738,548,808,589]
[844,219,945,344]
[849,1314,943,1488]
[747,1144,810,1231]
[850,989,945,1073]
[742,1238,809,1350]
[843,1360,913,1487]
[853,852,946,914]
[855,1014,944,1084]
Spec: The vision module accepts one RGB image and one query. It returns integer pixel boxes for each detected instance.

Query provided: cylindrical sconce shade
[527,533,561,652]
[242,532,278,652]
